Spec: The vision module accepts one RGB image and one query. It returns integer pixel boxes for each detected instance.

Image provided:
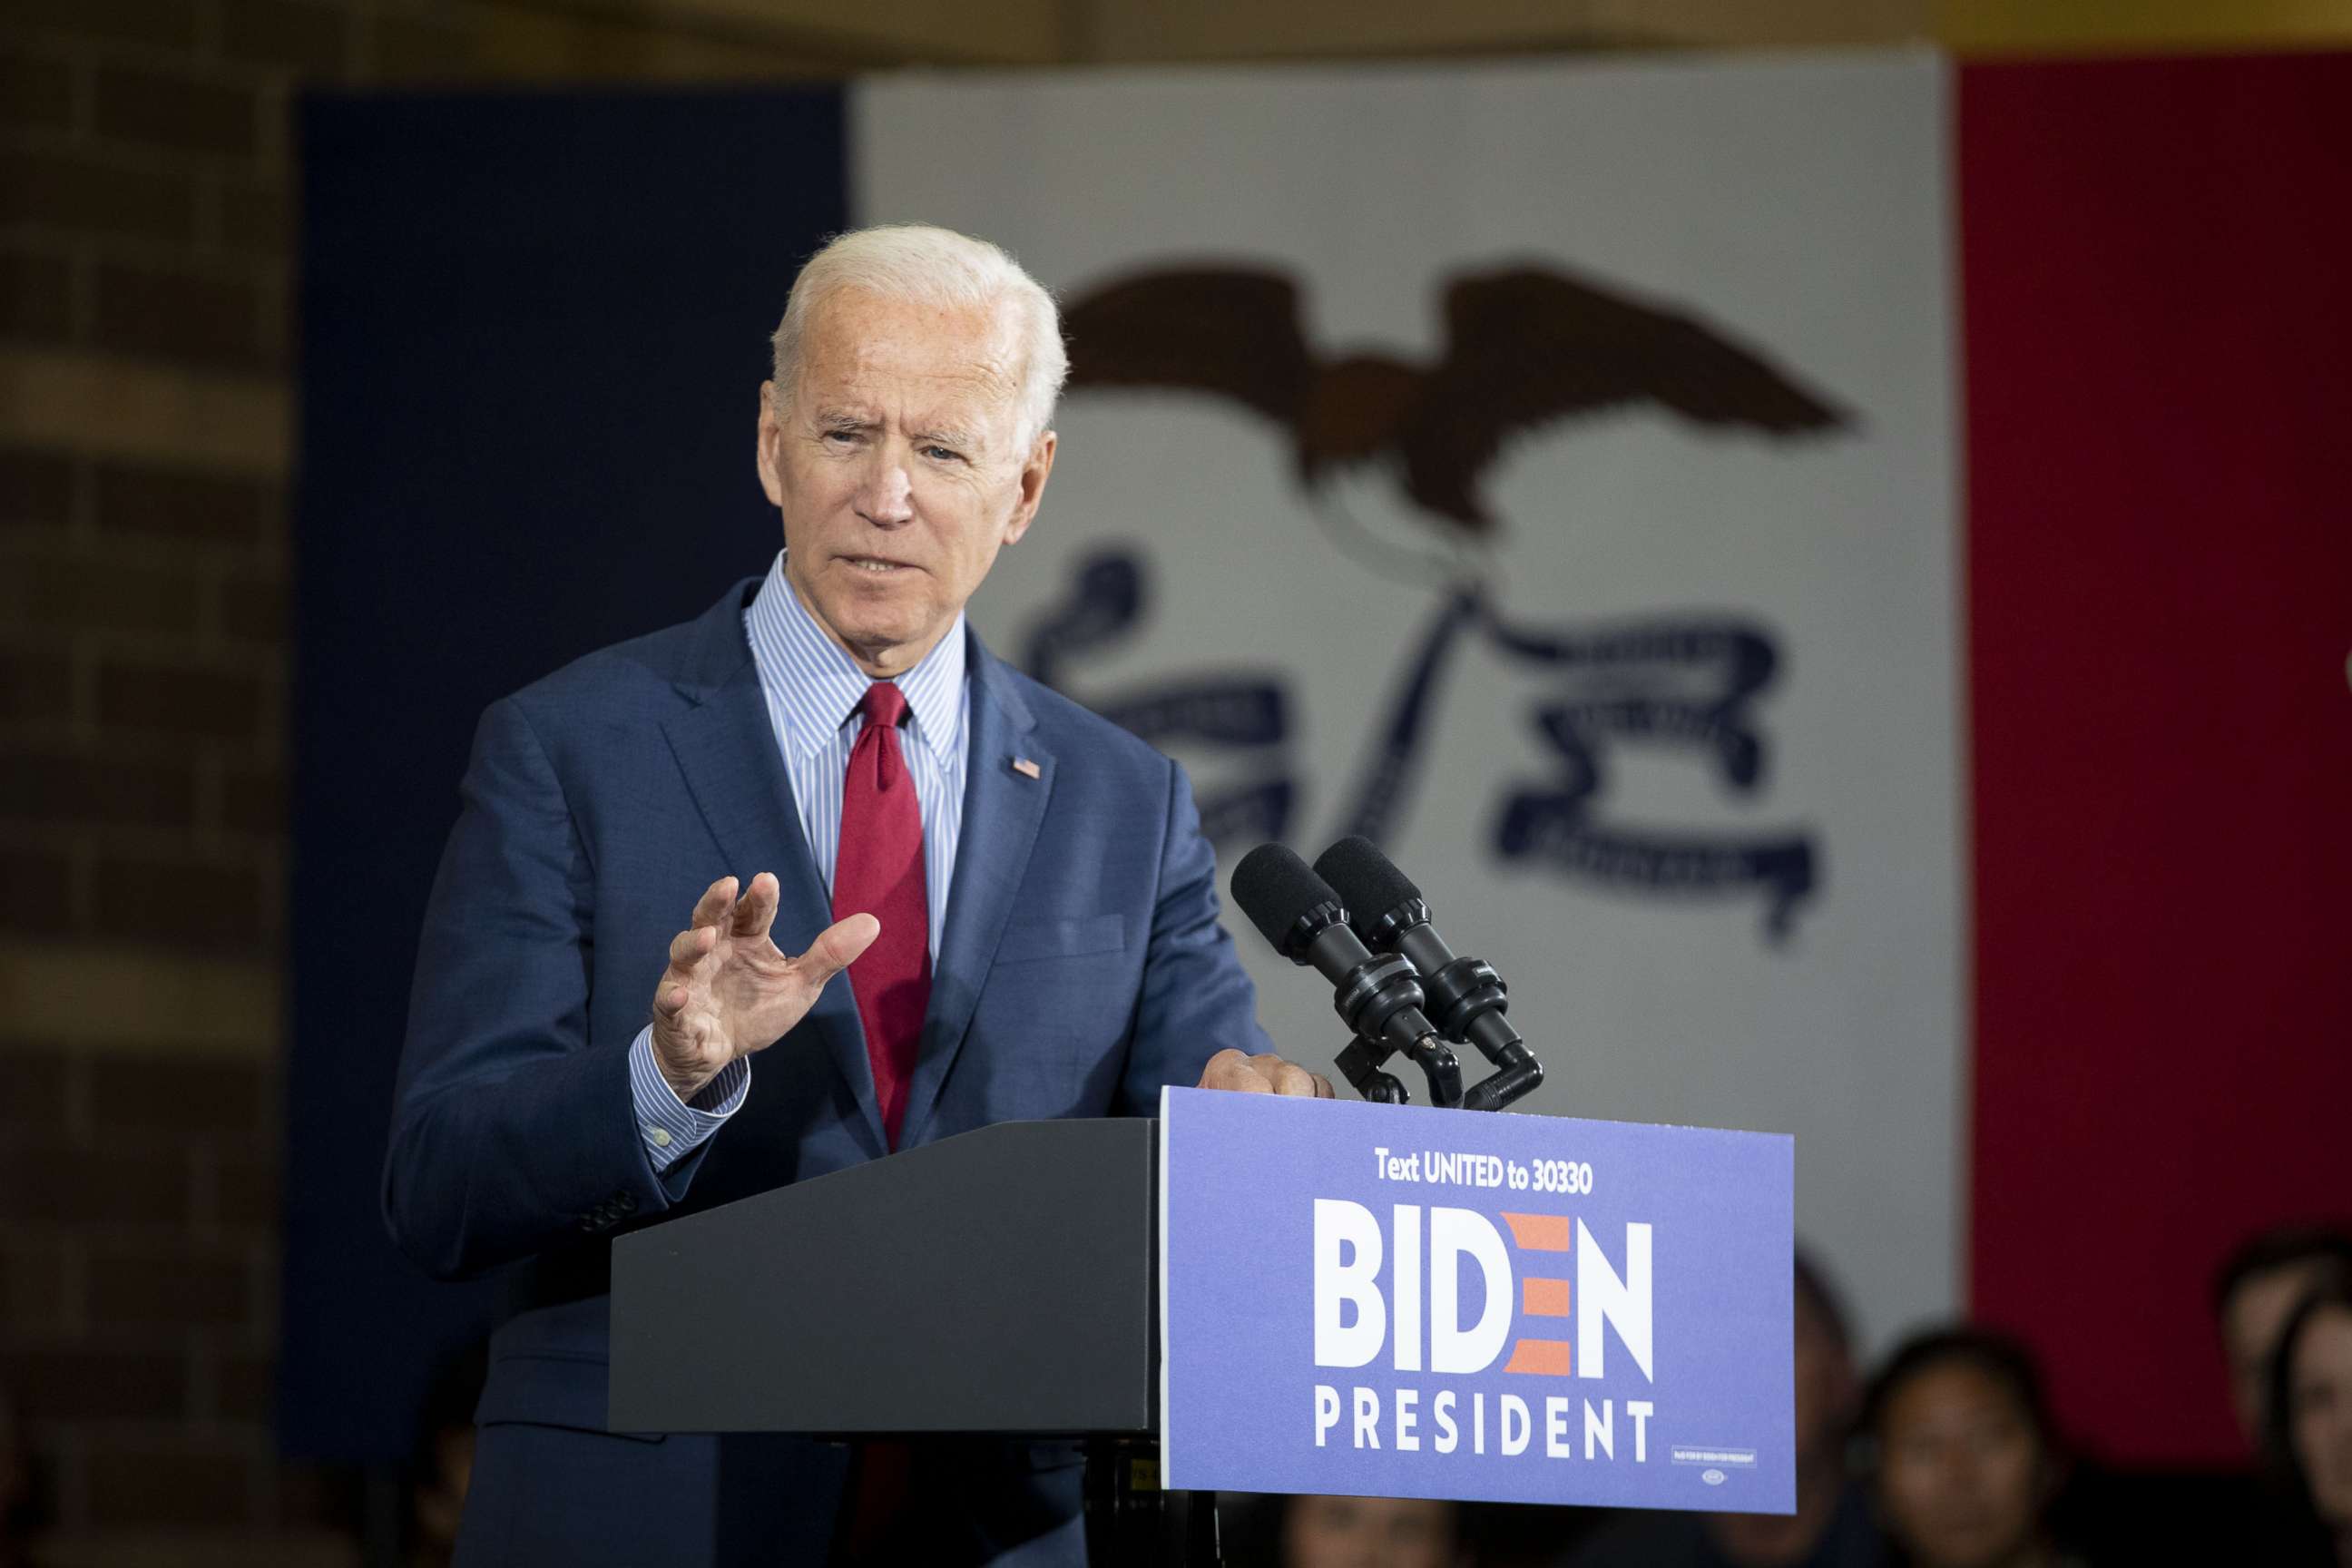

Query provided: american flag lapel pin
[1013,757,1042,780]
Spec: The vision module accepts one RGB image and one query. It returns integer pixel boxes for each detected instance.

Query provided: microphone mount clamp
[1279,897,1466,1109]
[1355,897,1544,1113]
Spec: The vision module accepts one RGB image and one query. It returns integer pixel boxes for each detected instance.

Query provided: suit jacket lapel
[898,636,1053,1148]
[659,580,885,1155]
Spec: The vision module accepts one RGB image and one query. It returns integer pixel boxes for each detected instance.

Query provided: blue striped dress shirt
[627,552,970,1172]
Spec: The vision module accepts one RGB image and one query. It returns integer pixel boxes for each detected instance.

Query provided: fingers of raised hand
[667,923,718,970]
[796,913,879,985]
[691,876,740,929]
[730,872,780,941]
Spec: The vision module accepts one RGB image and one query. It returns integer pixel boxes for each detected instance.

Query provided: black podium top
[609,1117,1158,1436]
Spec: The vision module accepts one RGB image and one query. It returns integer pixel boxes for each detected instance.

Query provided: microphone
[1312,837,1544,1113]
[1230,845,1459,1105]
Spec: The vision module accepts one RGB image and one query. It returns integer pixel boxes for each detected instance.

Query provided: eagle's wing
[1401,267,1847,528]
[1062,268,1316,430]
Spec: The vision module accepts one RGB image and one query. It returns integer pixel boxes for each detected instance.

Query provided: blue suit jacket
[384,577,1268,1564]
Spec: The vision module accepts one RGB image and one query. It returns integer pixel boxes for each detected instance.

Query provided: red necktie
[832,681,931,1150]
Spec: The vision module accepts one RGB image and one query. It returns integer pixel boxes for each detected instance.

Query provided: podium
[610,1088,1798,1543]
[608,1116,1211,1562]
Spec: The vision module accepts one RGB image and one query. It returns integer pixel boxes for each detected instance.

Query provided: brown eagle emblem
[1063,263,1847,535]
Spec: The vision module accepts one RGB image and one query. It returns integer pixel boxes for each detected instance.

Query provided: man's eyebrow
[809,407,874,430]
[914,426,982,451]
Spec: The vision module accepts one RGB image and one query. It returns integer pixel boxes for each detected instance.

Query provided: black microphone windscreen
[1230,843,1337,953]
[1314,835,1422,917]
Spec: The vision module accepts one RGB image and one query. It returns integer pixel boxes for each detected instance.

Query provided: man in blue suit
[384,225,1328,1564]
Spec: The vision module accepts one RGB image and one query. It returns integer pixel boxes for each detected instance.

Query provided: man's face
[2226,1261,2334,1448]
[757,286,1056,678]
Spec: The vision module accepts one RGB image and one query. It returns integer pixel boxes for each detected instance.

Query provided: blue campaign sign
[1158,1087,1795,1513]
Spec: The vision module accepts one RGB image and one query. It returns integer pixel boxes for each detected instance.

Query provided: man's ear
[755,382,787,507]
[1003,428,1057,546]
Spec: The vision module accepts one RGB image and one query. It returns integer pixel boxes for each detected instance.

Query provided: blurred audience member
[2265,1275,2352,1566]
[1279,1494,1468,1568]
[1862,1329,2078,1568]
[1566,1250,1879,1568]
[2215,1225,2352,1452]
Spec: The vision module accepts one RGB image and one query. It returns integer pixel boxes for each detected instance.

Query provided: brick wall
[0,4,855,1563]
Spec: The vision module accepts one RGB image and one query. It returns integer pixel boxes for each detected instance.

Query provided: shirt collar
[746,551,965,766]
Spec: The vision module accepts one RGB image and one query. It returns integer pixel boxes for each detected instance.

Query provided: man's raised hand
[650,873,877,1101]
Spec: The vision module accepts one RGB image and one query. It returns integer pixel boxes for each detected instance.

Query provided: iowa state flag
[287,51,2351,1469]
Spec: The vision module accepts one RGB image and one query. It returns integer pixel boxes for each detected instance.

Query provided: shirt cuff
[628,1025,749,1174]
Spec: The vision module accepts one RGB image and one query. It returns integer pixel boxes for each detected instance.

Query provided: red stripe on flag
[1962,52,2352,1466]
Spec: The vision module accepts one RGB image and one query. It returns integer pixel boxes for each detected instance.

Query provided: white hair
[769,224,1068,451]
